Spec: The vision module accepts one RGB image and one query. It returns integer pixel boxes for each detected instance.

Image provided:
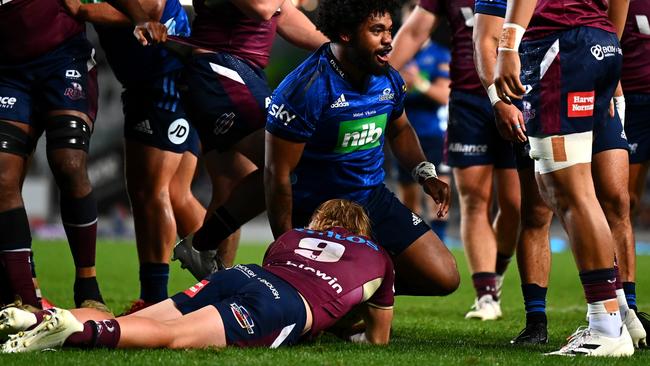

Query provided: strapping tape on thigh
[529,131,593,174]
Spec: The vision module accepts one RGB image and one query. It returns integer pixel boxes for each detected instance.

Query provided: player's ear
[339,32,352,43]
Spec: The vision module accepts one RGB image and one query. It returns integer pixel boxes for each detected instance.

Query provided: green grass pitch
[1,240,649,365]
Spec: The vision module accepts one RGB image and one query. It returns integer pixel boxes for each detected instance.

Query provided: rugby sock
[429,220,447,242]
[495,252,512,276]
[580,268,622,337]
[472,272,498,301]
[73,277,104,307]
[0,262,11,305]
[65,319,121,349]
[0,251,39,308]
[521,283,547,325]
[60,192,98,269]
[0,208,38,308]
[139,263,169,303]
[192,206,240,251]
[29,251,43,305]
[623,282,637,311]
[613,265,629,320]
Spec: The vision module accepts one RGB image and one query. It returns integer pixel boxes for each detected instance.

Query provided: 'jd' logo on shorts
[335,114,387,153]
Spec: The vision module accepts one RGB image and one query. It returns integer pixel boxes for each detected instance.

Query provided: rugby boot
[465,294,502,320]
[545,325,634,357]
[624,309,647,348]
[172,233,225,280]
[510,321,548,345]
[0,307,38,341]
[1,308,83,353]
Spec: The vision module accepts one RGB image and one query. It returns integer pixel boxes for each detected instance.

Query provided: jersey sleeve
[366,254,395,309]
[419,0,442,15]
[474,0,507,17]
[265,76,320,142]
[390,71,407,121]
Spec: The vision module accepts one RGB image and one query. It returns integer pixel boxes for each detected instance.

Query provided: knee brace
[529,131,592,174]
[46,115,92,152]
[0,122,34,157]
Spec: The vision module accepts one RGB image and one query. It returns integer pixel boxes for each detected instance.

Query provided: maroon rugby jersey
[189,0,278,68]
[621,0,650,94]
[0,0,84,64]
[525,0,615,40]
[419,0,484,94]
[263,227,394,336]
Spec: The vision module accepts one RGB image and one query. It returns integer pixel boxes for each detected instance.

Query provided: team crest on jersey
[230,303,255,334]
[379,88,394,101]
[335,114,387,153]
[64,82,86,100]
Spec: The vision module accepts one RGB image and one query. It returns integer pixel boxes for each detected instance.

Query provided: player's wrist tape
[613,95,626,126]
[414,78,431,93]
[498,23,525,52]
[487,84,501,106]
[412,161,438,183]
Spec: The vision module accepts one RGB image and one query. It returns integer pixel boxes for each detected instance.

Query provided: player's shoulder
[274,44,330,106]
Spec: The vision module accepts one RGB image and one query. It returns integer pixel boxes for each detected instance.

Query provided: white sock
[616,288,629,321]
[588,299,623,338]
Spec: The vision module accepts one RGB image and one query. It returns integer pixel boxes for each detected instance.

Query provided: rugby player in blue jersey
[62,0,206,313]
[265,0,459,296]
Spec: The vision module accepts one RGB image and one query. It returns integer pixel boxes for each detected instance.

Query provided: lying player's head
[316,0,400,75]
[308,199,372,237]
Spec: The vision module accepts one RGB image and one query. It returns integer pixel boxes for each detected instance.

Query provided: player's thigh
[124,141,183,193]
[592,148,629,212]
[165,305,226,348]
[169,151,200,199]
[123,298,183,322]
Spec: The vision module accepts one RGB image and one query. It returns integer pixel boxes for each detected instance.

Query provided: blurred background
[22,0,650,254]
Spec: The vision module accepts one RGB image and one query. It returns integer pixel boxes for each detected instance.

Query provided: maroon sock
[0,251,39,308]
[60,192,98,269]
[613,264,623,291]
[495,252,512,276]
[26,310,53,331]
[580,268,617,303]
[65,320,121,349]
[472,272,498,300]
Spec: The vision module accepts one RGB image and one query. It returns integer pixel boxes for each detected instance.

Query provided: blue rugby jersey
[474,0,506,17]
[92,0,190,86]
[403,41,450,137]
[266,44,407,212]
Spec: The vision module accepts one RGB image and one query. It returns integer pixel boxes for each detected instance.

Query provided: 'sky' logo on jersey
[335,114,387,153]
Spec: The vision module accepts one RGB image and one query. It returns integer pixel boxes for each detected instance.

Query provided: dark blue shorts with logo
[0,33,98,125]
[171,264,306,348]
[624,93,650,164]
[123,71,200,156]
[292,184,430,256]
[446,90,516,168]
[179,52,270,153]
[519,26,621,137]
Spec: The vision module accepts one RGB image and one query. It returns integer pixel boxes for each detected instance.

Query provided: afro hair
[316,0,402,42]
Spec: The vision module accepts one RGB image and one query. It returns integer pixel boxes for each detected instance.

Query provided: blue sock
[522,283,547,324]
[139,263,169,303]
[623,282,637,311]
[430,220,447,242]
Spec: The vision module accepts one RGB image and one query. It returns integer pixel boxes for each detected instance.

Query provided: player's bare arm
[105,0,167,45]
[359,305,393,345]
[494,0,537,102]
[401,63,450,105]
[387,112,450,217]
[389,6,437,70]
[63,0,165,26]
[264,132,306,238]
[276,0,329,50]
[473,13,526,142]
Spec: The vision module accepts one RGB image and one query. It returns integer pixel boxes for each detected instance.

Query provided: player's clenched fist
[423,177,450,218]
[134,21,168,46]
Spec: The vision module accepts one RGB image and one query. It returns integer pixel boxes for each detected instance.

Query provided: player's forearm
[504,0,537,28]
[363,307,393,345]
[78,3,132,26]
[473,14,503,90]
[106,0,152,23]
[608,0,630,39]
[422,78,450,105]
[264,170,294,239]
[390,7,436,70]
[230,0,286,21]
[277,2,328,51]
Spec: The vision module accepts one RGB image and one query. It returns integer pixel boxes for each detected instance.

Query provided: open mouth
[376,48,391,63]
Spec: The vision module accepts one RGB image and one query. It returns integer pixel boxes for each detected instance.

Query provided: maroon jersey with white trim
[525,0,615,40]
[263,227,394,336]
[0,0,84,64]
[419,0,484,94]
[188,0,278,68]
[621,0,650,94]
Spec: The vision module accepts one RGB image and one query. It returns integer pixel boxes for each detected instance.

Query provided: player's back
[526,0,615,40]
[0,0,84,64]
[263,227,394,336]
[189,0,278,68]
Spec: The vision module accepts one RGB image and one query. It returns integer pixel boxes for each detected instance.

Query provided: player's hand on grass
[134,21,168,46]
[493,102,526,142]
[423,177,450,218]
[495,51,525,103]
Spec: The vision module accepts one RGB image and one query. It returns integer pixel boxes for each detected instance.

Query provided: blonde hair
[308,199,372,237]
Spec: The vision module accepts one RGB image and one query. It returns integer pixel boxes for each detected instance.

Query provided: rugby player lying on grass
[0,199,393,352]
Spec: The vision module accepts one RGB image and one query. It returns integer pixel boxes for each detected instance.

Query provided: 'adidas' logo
[412,213,422,226]
[134,120,153,135]
[331,94,349,108]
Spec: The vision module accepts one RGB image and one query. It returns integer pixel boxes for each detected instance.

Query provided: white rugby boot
[545,325,634,357]
[625,309,647,348]
[1,308,83,353]
[0,307,37,341]
[465,295,502,320]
